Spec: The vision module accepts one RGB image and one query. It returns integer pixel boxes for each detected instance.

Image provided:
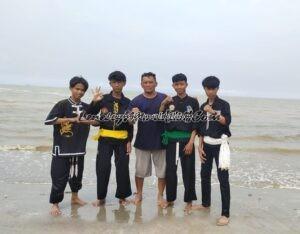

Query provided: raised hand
[100,107,109,114]
[204,105,215,115]
[92,86,103,102]
[162,96,173,106]
[131,107,140,113]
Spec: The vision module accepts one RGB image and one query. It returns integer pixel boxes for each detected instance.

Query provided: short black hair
[108,71,126,82]
[69,76,89,91]
[141,72,156,81]
[202,76,220,89]
[172,73,187,83]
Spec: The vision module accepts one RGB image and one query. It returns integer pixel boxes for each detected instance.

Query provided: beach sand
[1,182,299,234]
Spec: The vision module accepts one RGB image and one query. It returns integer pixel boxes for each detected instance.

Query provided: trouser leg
[214,145,230,217]
[180,142,197,203]
[96,140,114,200]
[68,156,84,193]
[114,142,132,199]
[201,143,214,207]
[165,142,177,202]
[50,156,70,204]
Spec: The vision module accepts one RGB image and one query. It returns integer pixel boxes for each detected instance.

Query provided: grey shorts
[135,148,166,178]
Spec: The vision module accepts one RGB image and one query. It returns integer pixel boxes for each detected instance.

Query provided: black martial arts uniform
[198,96,231,217]
[163,95,199,203]
[87,92,133,200]
[45,97,90,204]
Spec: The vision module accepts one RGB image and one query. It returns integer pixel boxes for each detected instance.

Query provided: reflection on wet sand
[0,183,299,233]
[70,204,81,219]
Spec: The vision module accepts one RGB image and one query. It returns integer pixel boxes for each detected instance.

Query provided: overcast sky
[0,0,299,98]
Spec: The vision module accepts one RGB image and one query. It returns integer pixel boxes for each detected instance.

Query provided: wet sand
[1,183,299,234]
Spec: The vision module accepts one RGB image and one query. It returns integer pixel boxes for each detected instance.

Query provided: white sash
[203,134,230,170]
[176,142,179,165]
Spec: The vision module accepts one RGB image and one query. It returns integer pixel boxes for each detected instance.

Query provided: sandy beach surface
[1,182,299,234]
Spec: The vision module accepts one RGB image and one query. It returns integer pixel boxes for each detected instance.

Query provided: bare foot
[217,216,230,226]
[163,201,174,209]
[184,203,210,214]
[157,196,168,209]
[119,198,131,206]
[50,204,61,216]
[187,203,209,210]
[184,202,192,212]
[190,204,210,211]
[92,199,106,207]
[131,192,142,205]
[184,202,196,215]
[71,196,87,206]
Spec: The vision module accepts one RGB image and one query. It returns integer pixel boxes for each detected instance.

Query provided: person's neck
[208,96,217,105]
[177,92,187,99]
[112,90,122,99]
[70,96,81,104]
[143,91,157,98]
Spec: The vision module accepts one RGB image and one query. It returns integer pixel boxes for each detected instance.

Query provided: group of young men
[45,71,232,226]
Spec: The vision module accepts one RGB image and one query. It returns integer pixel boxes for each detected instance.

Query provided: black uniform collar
[176,94,189,101]
[107,91,127,104]
[68,97,82,105]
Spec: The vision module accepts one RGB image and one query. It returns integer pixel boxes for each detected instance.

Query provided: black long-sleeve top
[86,92,133,142]
[164,95,200,132]
[44,97,90,157]
[197,96,232,138]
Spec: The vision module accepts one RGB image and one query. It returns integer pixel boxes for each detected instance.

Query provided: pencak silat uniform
[44,97,90,204]
[162,95,199,203]
[197,96,231,218]
[87,92,133,200]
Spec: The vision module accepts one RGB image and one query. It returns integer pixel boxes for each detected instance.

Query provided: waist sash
[161,130,191,145]
[203,134,230,170]
[93,128,128,141]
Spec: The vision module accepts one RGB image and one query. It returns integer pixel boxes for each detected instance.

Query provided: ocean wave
[233,134,300,142]
[231,184,300,190]
[37,91,67,97]
[232,146,300,155]
[12,89,31,93]
[0,145,51,152]
[0,87,12,91]
[0,99,18,104]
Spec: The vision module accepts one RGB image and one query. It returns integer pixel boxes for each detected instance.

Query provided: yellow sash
[92,128,128,141]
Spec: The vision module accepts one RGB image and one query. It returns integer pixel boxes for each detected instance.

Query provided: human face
[70,83,86,101]
[110,80,125,93]
[141,76,157,94]
[172,81,187,96]
[204,87,219,100]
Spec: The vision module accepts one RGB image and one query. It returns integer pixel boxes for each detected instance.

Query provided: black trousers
[96,139,132,200]
[50,156,84,204]
[201,143,230,217]
[166,141,197,203]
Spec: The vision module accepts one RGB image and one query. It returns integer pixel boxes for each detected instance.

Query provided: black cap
[108,71,126,82]
[172,73,187,83]
[202,76,220,89]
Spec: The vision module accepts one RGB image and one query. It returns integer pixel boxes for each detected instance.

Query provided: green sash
[161,130,191,145]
